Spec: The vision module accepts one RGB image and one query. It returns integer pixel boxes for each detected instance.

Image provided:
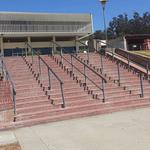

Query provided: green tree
[95,12,150,39]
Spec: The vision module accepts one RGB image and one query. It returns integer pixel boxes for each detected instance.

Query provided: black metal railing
[50,41,107,102]
[25,43,65,108]
[0,56,17,121]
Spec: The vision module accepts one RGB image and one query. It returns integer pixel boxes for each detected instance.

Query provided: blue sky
[0,0,149,31]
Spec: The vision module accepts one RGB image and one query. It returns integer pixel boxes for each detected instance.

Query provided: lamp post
[99,0,108,47]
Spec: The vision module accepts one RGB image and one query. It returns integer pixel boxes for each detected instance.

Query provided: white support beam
[27,36,31,51]
[77,33,94,41]
[0,36,4,56]
[75,36,79,53]
[123,37,128,51]
[52,36,56,52]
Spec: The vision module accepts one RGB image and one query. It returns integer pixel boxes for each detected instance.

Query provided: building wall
[0,12,92,34]
[0,12,93,56]
[3,41,75,49]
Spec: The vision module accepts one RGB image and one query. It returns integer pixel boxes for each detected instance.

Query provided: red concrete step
[14,97,150,129]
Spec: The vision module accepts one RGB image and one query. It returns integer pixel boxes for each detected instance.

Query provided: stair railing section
[115,48,150,78]
[71,54,107,102]
[97,40,146,98]
[75,40,120,87]
[24,43,65,108]
[50,41,107,102]
[0,57,17,121]
[101,40,150,80]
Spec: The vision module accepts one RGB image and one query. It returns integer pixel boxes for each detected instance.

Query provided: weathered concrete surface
[0,130,21,150]
[13,107,150,150]
[0,131,17,145]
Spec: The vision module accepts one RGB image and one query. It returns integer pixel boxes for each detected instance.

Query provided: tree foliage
[94,12,150,39]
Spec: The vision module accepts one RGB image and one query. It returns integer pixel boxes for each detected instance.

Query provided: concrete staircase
[0,53,150,130]
[77,53,150,98]
[0,81,12,111]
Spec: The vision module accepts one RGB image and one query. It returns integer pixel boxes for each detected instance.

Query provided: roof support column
[52,36,56,54]
[75,36,79,54]
[123,37,127,51]
[27,36,31,51]
[0,36,4,57]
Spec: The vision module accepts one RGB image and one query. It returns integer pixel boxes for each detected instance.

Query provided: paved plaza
[1,107,150,150]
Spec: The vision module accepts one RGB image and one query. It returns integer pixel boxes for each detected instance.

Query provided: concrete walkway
[1,108,150,150]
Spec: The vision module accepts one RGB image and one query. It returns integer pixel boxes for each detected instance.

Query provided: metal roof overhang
[0,32,89,38]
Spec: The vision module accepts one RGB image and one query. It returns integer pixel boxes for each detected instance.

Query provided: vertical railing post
[31,48,33,65]
[146,64,149,80]
[127,54,130,71]
[117,61,121,86]
[60,82,65,108]
[1,60,4,77]
[60,48,63,66]
[101,79,105,103]
[12,88,16,119]
[5,70,8,81]
[87,46,90,64]
[71,55,74,72]
[84,65,87,84]
[38,56,41,81]
[48,68,51,90]
[1,58,17,122]
[100,51,104,72]
[139,74,144,98]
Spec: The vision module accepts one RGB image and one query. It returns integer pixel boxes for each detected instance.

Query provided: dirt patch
[0,143,21,150]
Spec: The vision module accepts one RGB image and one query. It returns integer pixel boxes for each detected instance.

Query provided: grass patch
[131,50,150,58]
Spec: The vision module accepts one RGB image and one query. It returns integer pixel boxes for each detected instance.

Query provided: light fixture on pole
[99,0,108,47]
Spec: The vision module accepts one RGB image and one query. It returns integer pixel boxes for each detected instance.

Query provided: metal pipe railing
[25,43,65,108]
[50,40,107,82]
[96,40,148,97]
[0,57,17,121]
[71,54,107,82]
[75,39,147,99]
[139,74,144,98]
[60,54,106,101]
[50,41,107,102]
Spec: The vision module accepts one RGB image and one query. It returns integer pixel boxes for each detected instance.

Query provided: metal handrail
[50,41,107,82]
[71,54,107,83]
[61,55,106,102]
[61,55,104,90]
[96,40,146,97]
[0,57,16,121]
[50,41,107,102]
[25,43,65,107]
[97,39,150,75]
